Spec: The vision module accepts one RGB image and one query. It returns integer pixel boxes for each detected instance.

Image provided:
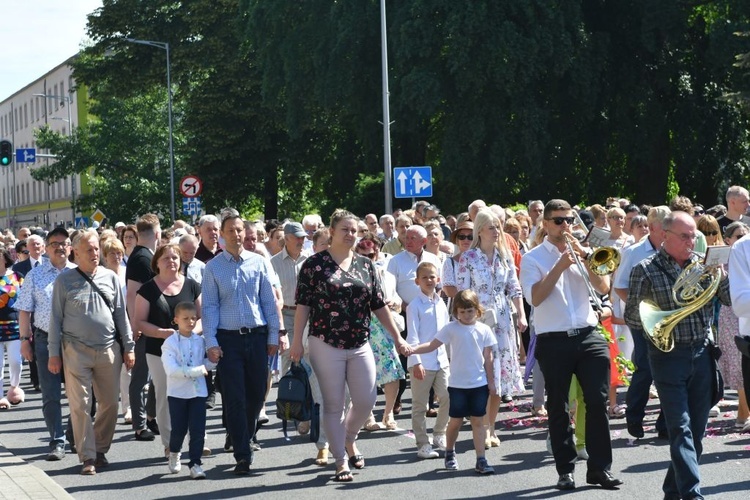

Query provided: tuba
[639,258,721,352]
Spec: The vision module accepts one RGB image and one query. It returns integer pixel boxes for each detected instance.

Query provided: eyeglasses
[666,230,698,242]
[48,241,70,249]
[456,234,473,241]
[546,217,575,226]
[704,231,718,236]
[694,210,705,215]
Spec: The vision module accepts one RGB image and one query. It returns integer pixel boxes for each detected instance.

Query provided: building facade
[0,56,90,231]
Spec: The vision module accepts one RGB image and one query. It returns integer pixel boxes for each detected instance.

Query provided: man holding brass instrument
[625,211,730,500]
[520,199,622,491]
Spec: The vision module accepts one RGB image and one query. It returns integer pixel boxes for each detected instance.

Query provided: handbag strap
[75,267,115,313]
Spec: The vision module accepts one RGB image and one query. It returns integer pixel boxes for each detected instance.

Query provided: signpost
[393,166,433,198]
[179,175,203,197]
[15,148,36,163]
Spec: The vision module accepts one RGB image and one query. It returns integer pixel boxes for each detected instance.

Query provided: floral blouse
[455,248,521,337]
[0,270,23,341]
[296,250,386,349]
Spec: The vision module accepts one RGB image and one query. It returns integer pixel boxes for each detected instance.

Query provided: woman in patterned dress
[0,249,24,409]
[355,237,405,431]
[456,209,527,448]
[719,221,750,430]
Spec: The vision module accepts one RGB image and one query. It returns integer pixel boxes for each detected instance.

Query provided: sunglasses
[704,231,718,236]
[546,216,575,226]
[694,210,705,215]
[456,234,474,241]
[359,252,376,259]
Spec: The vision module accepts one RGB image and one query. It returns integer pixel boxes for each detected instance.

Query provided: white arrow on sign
[23,150,35,162]
[397,171,408,195]
[413,171,430,194]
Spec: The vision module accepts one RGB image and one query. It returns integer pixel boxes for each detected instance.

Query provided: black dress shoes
[586,470,623,489]
[627,421,644,439]
[556,473,575,490]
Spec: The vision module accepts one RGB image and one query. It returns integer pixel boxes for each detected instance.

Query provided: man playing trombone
[624,211,730,500]
[520,199,622,491]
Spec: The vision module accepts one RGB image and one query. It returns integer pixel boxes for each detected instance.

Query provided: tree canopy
[33,0,750,222]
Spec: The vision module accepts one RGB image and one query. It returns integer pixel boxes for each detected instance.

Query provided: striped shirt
[270,246,309,307]
[624,247,730,344]
[202,249,280,349]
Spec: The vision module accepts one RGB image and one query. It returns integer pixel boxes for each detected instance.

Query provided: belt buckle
[239,327,251,335]
[566,329,579,337]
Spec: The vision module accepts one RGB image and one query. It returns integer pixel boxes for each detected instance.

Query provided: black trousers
[535,329,612,475]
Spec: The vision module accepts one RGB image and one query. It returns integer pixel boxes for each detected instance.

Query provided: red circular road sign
[179,175,203,197]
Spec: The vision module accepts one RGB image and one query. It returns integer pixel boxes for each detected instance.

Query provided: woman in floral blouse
[456,209,527,449]
[290,209,409,483]
[0,249,24,409]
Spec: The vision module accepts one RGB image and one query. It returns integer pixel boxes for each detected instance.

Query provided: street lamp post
[34,93,76,226]
[123,38,176,223]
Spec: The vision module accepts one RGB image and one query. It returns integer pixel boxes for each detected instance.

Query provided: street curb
[0,441,74,499]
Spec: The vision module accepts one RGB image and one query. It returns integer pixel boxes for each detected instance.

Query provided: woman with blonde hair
[455,209,526,448]
[697,215,724,247]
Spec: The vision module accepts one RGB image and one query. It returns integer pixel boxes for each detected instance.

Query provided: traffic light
[0,140,12,166]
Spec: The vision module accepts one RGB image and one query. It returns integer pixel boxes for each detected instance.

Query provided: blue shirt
[202,249,280,349]
[14,259,76,332]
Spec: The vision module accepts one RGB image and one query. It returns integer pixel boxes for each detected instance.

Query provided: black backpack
[276,362,319,441]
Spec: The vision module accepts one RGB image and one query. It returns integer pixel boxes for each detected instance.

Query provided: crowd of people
[1,187,750,498]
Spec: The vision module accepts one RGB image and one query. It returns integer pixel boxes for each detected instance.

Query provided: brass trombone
[571,210,621,276]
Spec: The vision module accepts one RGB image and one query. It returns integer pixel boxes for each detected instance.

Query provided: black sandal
[348,454,365,469]
[334,468,353,482]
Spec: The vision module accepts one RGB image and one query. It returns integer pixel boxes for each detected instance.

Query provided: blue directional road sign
[182,196,202,216]
[393,166,433,198]
[15,148,36,163]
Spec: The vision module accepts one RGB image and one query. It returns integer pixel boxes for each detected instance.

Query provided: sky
[0,0,103,102]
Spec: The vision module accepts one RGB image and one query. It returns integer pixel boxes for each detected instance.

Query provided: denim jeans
[168,396,206,467]
[648,340,713,499]
[216,328,269,463]
[626,328,665,432]
[33,329,65,449]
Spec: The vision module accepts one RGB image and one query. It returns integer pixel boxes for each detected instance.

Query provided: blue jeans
[33,329,65,449]
[648,341,713,499]
[626,328,665,432]
[168,396,206,467]
[216,328,269,463]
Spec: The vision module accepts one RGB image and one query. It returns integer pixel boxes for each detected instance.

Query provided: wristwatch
[20,336,32,341]
[279,329,288,336]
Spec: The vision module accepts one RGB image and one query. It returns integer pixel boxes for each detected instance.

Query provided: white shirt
[519,237,598,334]
[406,290,450,370]
[729,234,750,337]
[161,332,216,399]
[270,246,309,307]
[386,250,441,306]
[435,321,496,389]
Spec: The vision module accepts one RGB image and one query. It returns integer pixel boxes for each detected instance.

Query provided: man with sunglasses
[625,211,730,500]
[520,199,622,491]
[717,185,750,234]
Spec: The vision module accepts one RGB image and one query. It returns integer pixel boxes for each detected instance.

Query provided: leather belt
[217,326,267,335]
[282,305,297,311]
[33,327,49,336]
[537,326,595,339]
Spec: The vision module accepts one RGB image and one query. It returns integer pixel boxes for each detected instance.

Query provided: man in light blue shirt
[203,213,282,475]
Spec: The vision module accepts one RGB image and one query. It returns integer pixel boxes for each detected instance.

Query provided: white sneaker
[189,464,206,479]
[708,405,720,418]
[577,448,589,460]
[433,434,447,451]
[417,444,439,459]
[168,452,181,473]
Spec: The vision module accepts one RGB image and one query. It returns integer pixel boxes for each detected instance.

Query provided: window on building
[54,84,59,110]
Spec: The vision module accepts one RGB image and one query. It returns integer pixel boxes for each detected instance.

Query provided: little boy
[409,289,497,474]
[406,262,451,459]
[161,301,215,479]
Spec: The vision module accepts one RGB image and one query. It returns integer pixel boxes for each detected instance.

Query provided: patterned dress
[456,248,525,396]
[368,268,405,385]
[718,305,744,390]
[0,271,22,341]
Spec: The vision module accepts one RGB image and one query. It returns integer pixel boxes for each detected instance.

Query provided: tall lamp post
[34,92,76,225]
[123,37,176,222]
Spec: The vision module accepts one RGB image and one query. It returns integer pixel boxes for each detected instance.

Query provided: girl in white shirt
[162,301,215,479]
[409,290,497,475]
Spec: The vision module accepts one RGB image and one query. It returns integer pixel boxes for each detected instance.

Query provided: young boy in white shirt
[410,289,497,474]
[406,262,451,459]
[162,301,215,479]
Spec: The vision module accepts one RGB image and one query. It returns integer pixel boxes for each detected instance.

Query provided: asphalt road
[1,372,749,500]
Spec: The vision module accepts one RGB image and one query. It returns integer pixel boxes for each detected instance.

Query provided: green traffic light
[1,158,8,165]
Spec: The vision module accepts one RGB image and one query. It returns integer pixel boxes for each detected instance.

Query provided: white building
[0,56,88,231]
